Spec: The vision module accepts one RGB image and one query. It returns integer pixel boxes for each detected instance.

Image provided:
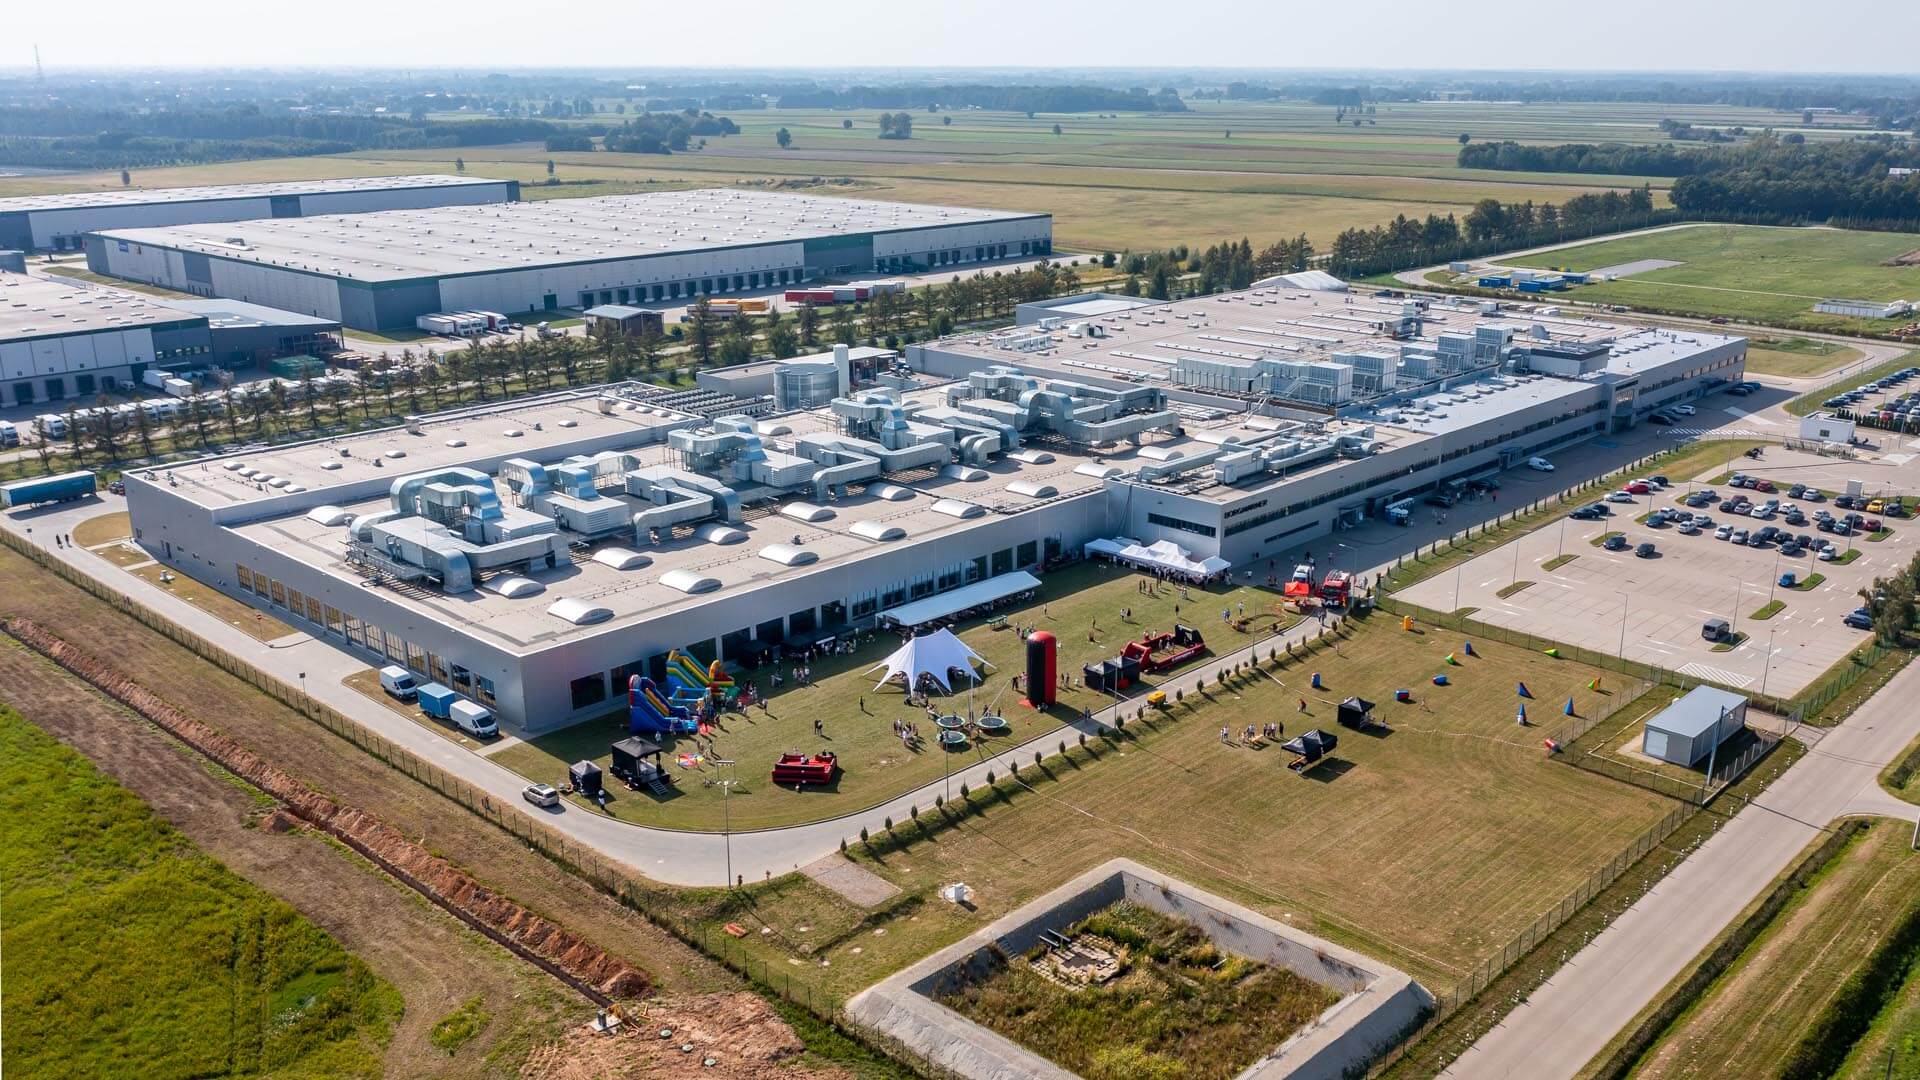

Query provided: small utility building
[1642,686,1749,767]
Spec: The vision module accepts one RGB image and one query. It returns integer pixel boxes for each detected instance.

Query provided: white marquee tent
[867,628,994,692]
[1083,537,1231,580]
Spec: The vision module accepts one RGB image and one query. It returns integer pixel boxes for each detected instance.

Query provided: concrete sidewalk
[1442,659,1920,1080]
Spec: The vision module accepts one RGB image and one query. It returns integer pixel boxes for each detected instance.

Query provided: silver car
[522,783,562,809]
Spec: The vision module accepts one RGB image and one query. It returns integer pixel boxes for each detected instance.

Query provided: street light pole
[1617,591,1630,659]
[713,758,738,889]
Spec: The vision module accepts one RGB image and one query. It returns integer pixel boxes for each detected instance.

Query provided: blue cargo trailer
[416,683,458,719]
[1477,276,1511,288]
[0,470,96,509]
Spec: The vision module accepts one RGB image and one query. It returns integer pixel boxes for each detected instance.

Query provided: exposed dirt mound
[520,992,851,1080]
[1882,248,1920,267]
[3,616,651,1002]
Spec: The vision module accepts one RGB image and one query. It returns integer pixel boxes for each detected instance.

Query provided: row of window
[236,564,496,706]
[1147,511,1217,538]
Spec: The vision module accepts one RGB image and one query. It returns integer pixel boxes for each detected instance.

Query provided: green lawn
[936,900,1341,1080]
[1506,225,1920,333]
[1630,822,1920,1080]
[492,562,1295,830]
[0,707,399,1078]
[1742,336,1862,379]
[661,615,1676,999]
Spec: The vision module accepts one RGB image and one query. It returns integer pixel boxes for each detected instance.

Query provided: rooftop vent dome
[548,597,612,624]
[850,520,907,542]
[940,464,988,482]
[1006,480,1058,499]
[759,543,820,567]
[931,499,985,519]
[866,483,915,502]
[591,547,652,571]
[482,575,546,599]
[660,569,721,594]
[780,502,835,523]
[306,505,355,527]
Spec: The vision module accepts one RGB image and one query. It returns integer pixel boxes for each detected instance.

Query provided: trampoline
[938,729,970,747]
[935,714,967,731]
[975,714,1009,733]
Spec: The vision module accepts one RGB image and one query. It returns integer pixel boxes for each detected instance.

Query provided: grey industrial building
[1,175,518,253]
[115,283,1742,735]
[0,272,343,406]
[84,189,1053,332]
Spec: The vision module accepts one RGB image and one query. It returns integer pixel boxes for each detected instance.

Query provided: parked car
[1821,547,1841,561]
[1526,457,1555,472]
[522,783,562,809]
[1715,525,1734,540]
[1844,611,1874,630]
[1623,481,1651,495]
[1635,542,1658,558]
[1603,534,1629,551]
[1607,491,1637,503]
[1672,406,1695,417]
[1755,479,1776,493]
[1702,618,1732,642]
[1789,484,1807,498]
[1678,522,1700,535]
[1731,529,1750,544]
[1572,506,1605,520]
[378,665,418,701]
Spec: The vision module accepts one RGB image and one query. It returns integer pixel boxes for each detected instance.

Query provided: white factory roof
[0,271,204,342]
[0,174,506,214]
[94,189,1046,284]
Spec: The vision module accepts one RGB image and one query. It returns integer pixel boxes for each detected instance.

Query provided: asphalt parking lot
[1400,446,1919,699]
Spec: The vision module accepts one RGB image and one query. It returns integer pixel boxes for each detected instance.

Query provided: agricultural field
[0,99,1727,256]
[935,900,1340,1080]
[1502,224,1920,333]
[1627,821,1920,1080]
[492,561,1293,831]
[661,614,1679,1001]
[0,706,400,1078]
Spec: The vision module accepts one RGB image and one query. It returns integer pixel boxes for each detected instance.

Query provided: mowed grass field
[492,561,1295,831]
[1741,336,1863,379]
[0,99,1738,255]
[1504,225,1920,333]
[1628,821,1920,1080]
[666,615,1677,996]
[0,706,399,1078]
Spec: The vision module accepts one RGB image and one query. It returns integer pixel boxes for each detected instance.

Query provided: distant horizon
[7,0,1917,76]
[4,64,1919,81]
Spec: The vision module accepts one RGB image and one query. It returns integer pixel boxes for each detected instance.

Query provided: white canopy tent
[866,628,994,693]
[1083,537,1231,580]
[874,570,1041,628]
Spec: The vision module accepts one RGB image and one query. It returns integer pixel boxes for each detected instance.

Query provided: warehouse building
[157,299,342,369]
[1,175,518,253]
[1814,298,1913,320]
[1,271,214,405]
[120,284,1740,734]
[85,189,1052,332]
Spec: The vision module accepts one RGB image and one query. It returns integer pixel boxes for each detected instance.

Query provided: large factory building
[84,189,1052,331]
[1,174,518,253]
[120,284,1740,734]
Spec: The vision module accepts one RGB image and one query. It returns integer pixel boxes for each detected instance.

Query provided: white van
[450,700,498,738]
[34,413,68,440]
[0,420,19,448]
[378,665,418,701]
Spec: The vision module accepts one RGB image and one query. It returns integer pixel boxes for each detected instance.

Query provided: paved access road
[1442,658,1920,1079]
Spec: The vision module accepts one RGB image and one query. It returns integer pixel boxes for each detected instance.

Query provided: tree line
[544,110,740,154]
[1322,188,1666,278]
[1460,137,1920,230]
[0,105,557,169]
[768,84,1185,113]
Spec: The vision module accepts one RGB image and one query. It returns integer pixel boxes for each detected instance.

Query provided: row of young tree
[1859,548,1920,646]
[1321,187,1664,278]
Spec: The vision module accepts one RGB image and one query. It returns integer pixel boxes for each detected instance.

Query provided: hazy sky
[10,0,1919,74]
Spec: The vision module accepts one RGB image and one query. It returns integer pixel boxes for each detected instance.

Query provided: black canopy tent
[1337,696,1381,731]
[568,759,603,797]
[1282,728,1339,773]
